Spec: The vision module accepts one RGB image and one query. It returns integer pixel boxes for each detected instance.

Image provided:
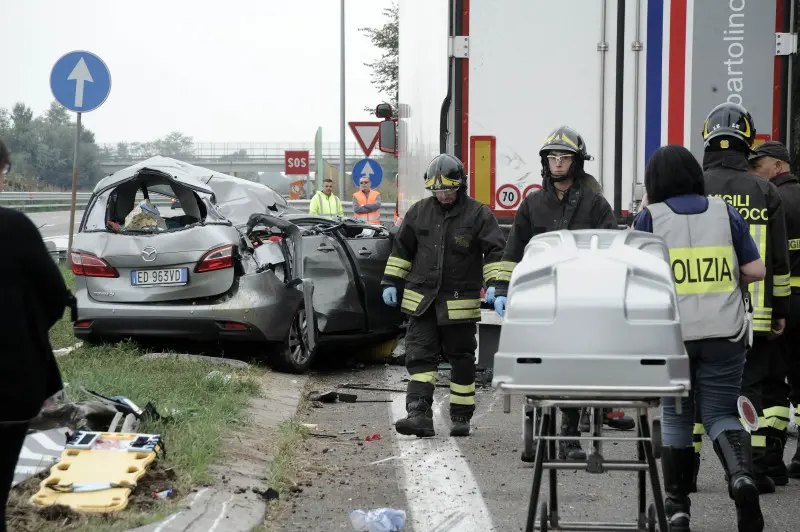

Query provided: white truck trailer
[377,0,797,225]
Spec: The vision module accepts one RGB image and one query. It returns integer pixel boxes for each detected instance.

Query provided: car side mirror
[379,120,397,153]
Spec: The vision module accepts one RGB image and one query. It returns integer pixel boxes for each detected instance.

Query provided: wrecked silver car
[71,156,404,372]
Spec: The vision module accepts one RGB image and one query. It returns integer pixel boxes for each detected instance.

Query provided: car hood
[94,156,288,225]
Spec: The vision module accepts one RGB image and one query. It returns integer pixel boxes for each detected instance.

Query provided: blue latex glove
[382,286,398,307]
[484,286,496,305]
[494,296,507,317]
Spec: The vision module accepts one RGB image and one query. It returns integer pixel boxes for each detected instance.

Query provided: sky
[1,0,393,146]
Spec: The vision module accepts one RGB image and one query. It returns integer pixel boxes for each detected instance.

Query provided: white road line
[388,368,497,532]
[152,488,209,532]
[207,494,234,532]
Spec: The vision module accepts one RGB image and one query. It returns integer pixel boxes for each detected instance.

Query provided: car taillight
[70,252,119,278]
[196,245,234,273]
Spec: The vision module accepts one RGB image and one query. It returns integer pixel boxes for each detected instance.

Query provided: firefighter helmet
[539,126,591,181]
[423,153,467,191]
[702,102,756,150]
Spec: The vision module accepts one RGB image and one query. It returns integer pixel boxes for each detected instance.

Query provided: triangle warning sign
[349,122,381,157]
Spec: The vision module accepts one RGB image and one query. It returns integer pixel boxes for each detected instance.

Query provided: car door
[300,234,365,334]
[342,227,404,333]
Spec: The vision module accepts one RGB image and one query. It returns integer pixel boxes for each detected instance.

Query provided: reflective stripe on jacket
[648,197,745,341]
[309,191,343,218]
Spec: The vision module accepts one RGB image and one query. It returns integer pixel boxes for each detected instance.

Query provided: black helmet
[539,126,591,181]
[702,102,756,151]
[423,153,467,191]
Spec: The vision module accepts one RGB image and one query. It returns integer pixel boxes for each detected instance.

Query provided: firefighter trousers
[404,306,477,419]
[742,334,788,471]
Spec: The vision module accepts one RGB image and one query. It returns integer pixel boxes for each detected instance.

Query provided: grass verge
[7,339,262,531]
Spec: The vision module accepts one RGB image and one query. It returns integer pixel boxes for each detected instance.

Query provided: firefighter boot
[751,446,776,494]
[602,408,636,431]
[395,398,435,438]
[558,408,586,460]
[690,451,700,493]
[660,446,694,532]
[763,429,788,486]
[450,415,471,437]
[787,441,800,478]
[713,430,764,532]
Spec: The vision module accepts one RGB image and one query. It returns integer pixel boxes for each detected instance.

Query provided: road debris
[349,507,407,531]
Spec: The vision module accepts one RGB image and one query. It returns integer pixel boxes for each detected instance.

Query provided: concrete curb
[128,372,308,532]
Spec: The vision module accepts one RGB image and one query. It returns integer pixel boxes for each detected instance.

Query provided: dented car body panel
[71,157,404,355]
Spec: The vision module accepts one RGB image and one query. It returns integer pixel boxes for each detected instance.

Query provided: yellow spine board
[30,432,158,513]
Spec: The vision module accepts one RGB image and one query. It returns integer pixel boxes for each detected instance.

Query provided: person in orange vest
[353,176,382,223]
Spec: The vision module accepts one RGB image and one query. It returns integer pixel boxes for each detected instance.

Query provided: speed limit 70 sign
[285,150,310,175]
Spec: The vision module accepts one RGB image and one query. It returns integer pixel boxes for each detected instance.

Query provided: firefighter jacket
[493,173,617,297]
[772,172,800,296]
[381,192,506,325]
[703,151,791,333]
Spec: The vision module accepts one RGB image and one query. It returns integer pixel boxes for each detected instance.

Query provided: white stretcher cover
[492,229,690,398]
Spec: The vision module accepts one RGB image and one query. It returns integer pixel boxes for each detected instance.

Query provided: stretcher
[492,229,691,532]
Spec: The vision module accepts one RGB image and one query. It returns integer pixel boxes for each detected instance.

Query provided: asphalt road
[283,364,800,532]
[24,209,84,239]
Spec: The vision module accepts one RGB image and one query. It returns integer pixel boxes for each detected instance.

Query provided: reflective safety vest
[648,197,746,342]
[310,191,343,219]
[353,190,381,223]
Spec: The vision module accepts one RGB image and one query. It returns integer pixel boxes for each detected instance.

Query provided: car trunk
[74,223,241,304]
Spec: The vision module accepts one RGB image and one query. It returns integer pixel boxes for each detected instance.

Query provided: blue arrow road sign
[50,51,111,113]
[351,158,384,189]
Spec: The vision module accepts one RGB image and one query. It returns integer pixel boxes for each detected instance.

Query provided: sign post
[285,150,310,198]
[50,50,111,258]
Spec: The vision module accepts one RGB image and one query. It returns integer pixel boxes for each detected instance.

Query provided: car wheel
[270,308,316,374]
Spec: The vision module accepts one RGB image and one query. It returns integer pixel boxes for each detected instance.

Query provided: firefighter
[487,125,635,462]
[381,153,506,437]
[634,144,765,532]
[700,102,791,494]
[748,141,800,479]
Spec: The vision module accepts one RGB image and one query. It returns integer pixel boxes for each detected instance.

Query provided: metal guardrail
[97,142,366,162]
[0,192,397,224]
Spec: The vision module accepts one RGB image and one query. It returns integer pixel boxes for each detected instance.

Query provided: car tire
[269,307,316,374]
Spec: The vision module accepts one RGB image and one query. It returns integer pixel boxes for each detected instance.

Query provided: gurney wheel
[651,419,662,459]
[646,503,656,532]
[539,502,548,532]
[521,406,536,463]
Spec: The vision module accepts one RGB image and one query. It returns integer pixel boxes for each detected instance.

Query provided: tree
[359,2,398,115]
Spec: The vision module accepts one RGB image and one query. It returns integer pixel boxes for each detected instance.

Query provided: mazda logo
[142,246,157,262]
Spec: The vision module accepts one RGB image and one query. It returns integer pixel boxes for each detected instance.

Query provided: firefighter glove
[484,286,497,304]
[494,296,507,317]
[382,286,398,307]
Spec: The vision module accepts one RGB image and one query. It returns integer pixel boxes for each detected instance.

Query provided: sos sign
[285,150,310,175]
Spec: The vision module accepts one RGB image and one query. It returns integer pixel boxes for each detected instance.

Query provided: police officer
[749,141,800,479]
[487,126,635,461]
[701,102,791,494]
[634,144,765,532]
[381,153,506,437]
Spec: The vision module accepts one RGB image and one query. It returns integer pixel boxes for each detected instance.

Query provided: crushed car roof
[93,156,288,224]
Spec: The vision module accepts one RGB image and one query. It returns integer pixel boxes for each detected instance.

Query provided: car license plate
[130,268,189,286]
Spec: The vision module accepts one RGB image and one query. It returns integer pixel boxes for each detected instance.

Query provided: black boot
[661,447,694,532]
[395,398,435,438]
[690,451,700,493]
[751,446,776,494]
[763,429,789,486]
[602,409,636,431]
[713,430,764,532]
[450,415,471,437]
[558,408,586,460]
[787,441,800,478]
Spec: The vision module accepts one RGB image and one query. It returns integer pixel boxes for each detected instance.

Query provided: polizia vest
[648,197,745,341]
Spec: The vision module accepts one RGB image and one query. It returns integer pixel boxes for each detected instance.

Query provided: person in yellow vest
[309,178,344,219]
[353,176,382,223]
